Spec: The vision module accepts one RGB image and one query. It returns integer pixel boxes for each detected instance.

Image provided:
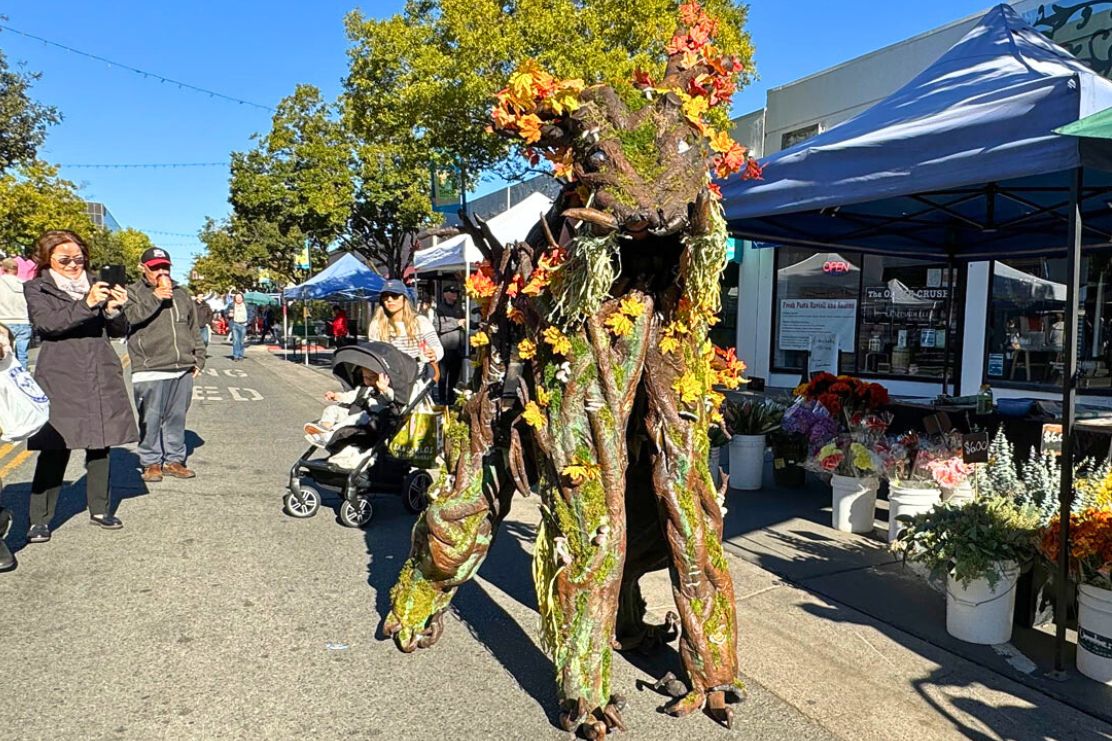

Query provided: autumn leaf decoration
[542,326,572,356]
[522,401,547,429]
[561,454,601,485]
[604,295,645,338]
[491,60,584,181]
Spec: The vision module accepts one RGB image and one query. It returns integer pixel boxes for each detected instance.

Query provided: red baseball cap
[141,247,172,268]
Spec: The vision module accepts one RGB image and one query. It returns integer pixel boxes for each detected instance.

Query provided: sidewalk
[717,458,1112,735]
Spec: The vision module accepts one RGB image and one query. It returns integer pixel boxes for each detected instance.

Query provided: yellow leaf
[672,372,703,404]
[660,335,680,355]
[536,386,551,407]
[470,330,490,347]
[561,454,600,484]
[619,295,644,318]
[518,338,537,360]
[522,401,546,429]
[542,326,572,356]
[604,312,634,338]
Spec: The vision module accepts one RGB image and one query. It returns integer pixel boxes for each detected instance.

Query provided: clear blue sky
[2,1,997,278]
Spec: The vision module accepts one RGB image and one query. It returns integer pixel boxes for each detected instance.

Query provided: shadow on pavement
[185,430,206,455]
[1,448,149,553]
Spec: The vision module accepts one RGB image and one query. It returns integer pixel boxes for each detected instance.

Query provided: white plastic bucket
[728,434,765,491]
[830,475,878,533]
[709,447,722,489]
[942,483,974,507]
[888,485,942,543]
[1077,584,1112,684]
[946,563,1019,645]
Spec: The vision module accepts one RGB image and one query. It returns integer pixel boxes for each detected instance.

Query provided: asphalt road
[0,342,834,740]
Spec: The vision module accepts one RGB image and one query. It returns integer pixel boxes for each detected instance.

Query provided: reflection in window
[773,248,860,373]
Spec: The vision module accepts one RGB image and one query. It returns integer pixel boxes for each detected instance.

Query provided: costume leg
[641,311,745,723]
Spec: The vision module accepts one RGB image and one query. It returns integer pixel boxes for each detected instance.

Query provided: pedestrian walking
[23,230,137,542]
[434,284,466,404]
[0,257,32,369]
[125,248,205,483]
[230,292,248,360]
[195,295,214,347]
[368,279,443,365]
[329,305,350,347]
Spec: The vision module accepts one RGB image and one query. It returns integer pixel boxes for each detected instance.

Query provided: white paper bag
[0,353,49,442]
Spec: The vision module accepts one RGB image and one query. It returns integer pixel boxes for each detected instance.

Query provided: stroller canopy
[331,342,420,403]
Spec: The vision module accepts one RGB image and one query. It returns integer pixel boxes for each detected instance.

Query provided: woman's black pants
[29,448,111,526]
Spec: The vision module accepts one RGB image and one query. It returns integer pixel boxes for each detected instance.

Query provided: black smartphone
[98,264,127,287]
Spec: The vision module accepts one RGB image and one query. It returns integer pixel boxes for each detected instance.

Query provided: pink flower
[819,451,844,472]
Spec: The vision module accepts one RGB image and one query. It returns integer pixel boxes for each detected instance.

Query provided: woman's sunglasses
[53,255,86,266]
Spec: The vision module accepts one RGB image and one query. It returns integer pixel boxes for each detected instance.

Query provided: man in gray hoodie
[125,248,205,482]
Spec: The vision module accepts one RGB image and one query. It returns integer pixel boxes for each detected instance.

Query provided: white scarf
[49,269,90,301]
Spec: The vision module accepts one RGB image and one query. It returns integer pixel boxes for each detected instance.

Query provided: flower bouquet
[722,396,783,490]
[1040,506,1112,682]
[795,372,890,421]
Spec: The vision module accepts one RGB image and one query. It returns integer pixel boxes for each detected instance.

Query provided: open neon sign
[823,260,851,274]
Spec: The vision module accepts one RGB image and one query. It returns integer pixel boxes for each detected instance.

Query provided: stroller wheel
[283,485,321,519]
[339,498,374,528]
[402,470,433,514]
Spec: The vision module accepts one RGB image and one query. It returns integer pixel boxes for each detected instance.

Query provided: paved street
[0,342,1108,740]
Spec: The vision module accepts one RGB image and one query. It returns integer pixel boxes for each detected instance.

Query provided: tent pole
[1054,167,1083,674]
[942,255,956,396]
[304,300,310,367]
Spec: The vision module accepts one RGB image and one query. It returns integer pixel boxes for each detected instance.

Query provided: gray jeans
[134,374,194,467]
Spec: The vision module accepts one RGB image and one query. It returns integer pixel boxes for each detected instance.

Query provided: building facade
[730,1,1112,403]
[85,201,121,232]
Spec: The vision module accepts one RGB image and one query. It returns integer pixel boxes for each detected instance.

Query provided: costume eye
[587,150,608,170]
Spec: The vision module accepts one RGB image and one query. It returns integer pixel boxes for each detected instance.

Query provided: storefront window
[772,249,964,381]
[857,256,962,380]
[987,256,1112,390]
[772,249,861,374]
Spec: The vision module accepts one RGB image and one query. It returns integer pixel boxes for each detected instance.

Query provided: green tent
[243,291,280,306]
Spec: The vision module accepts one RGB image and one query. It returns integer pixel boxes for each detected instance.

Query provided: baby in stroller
[303,366,393,448]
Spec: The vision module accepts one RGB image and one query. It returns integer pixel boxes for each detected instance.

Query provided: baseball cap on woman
[379,279,409,298]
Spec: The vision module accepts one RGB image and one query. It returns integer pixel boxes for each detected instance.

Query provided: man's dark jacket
[435,299,465,354]
[124,279,206,373]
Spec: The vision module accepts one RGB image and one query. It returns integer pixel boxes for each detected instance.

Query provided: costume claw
[649,671,687,699]
[707,690,733,728]
[663,689,705,717]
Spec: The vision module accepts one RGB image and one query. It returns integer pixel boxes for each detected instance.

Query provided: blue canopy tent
[720,4,1112,672]
[283,253,385,365]
[284,252,385,300]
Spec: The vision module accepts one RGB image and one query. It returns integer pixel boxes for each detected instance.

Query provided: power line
[0,24,275,112]
[137,229,200,238]
[60,162,229,169]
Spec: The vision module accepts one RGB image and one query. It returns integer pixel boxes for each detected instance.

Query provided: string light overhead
[60,162,230,169]
[0,24,276,112]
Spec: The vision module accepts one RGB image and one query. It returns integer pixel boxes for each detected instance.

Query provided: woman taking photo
[23,230,137,542]
[369,279,443,364]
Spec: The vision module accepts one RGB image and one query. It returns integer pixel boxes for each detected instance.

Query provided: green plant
[768,429,807,464]
[723,397,783,436]
[894,497,1041,588]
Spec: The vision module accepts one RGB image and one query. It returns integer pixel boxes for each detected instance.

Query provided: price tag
[962,432,990,463]
[1041,424,1064,456]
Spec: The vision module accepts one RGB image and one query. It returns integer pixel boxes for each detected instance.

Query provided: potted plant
[774,398,836,489]
[895,497,1040,645]
[723,397,783,490]
[884,432,947,543]
[1039,507,1112,683]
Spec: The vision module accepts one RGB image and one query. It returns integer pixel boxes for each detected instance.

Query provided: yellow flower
[470,330,490,347]
[518,338,537,360]
[604,312,634,338]
[542,326,572,356]
[618,295,644,318]
[561,454,600,484]
[672,372,703,404]
[522,401,546,429]
[850,443,874,471]
[536,386,551,407]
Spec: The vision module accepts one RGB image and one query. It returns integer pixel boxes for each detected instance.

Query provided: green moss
[389,560,445,625]
[617,121,666,182]
[570,336,590,359]
[702,592,735,667]
[613,362,627,390]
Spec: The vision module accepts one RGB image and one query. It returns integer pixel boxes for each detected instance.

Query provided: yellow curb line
[0,449,32,478]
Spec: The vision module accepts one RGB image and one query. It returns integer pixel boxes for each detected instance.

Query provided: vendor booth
[721,4,1112,678]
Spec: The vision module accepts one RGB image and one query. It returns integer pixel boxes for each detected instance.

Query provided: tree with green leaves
[0,45,61,173]
[88,227,155,282]
[190,216,313,294]
[0,161,95,254]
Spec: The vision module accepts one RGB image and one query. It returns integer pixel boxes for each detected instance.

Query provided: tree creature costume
[384,4,760,736]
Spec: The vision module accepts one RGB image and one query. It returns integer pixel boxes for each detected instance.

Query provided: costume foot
[637,671,686,698]
[615,610,680,652]
[383,609,446,653]
[559,695,627,738]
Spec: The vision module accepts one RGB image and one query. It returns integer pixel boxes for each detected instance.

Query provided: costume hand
[86,281,111,308]
[324,391,338,402]
[106,286,129,312]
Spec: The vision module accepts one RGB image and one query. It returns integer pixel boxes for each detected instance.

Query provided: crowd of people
[0,235,474,572]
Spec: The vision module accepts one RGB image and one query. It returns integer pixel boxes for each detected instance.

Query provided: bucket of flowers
[773,398,837,488]
[1039,505,1112,683]
[806,417,890,534]
[884,432,951,543]
[722,396,784,491]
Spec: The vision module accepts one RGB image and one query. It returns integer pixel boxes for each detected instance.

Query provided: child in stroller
[283,341,438,527]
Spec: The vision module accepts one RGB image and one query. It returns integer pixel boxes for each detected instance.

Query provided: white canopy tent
[414,191,554,273]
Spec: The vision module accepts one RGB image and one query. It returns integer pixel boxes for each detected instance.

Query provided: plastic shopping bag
[388,400,442,469]
[0,353,49,442]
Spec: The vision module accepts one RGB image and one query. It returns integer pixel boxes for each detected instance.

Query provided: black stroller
[282,342,438,528]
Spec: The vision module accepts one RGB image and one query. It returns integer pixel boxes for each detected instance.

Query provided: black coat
[24,272,138,451]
